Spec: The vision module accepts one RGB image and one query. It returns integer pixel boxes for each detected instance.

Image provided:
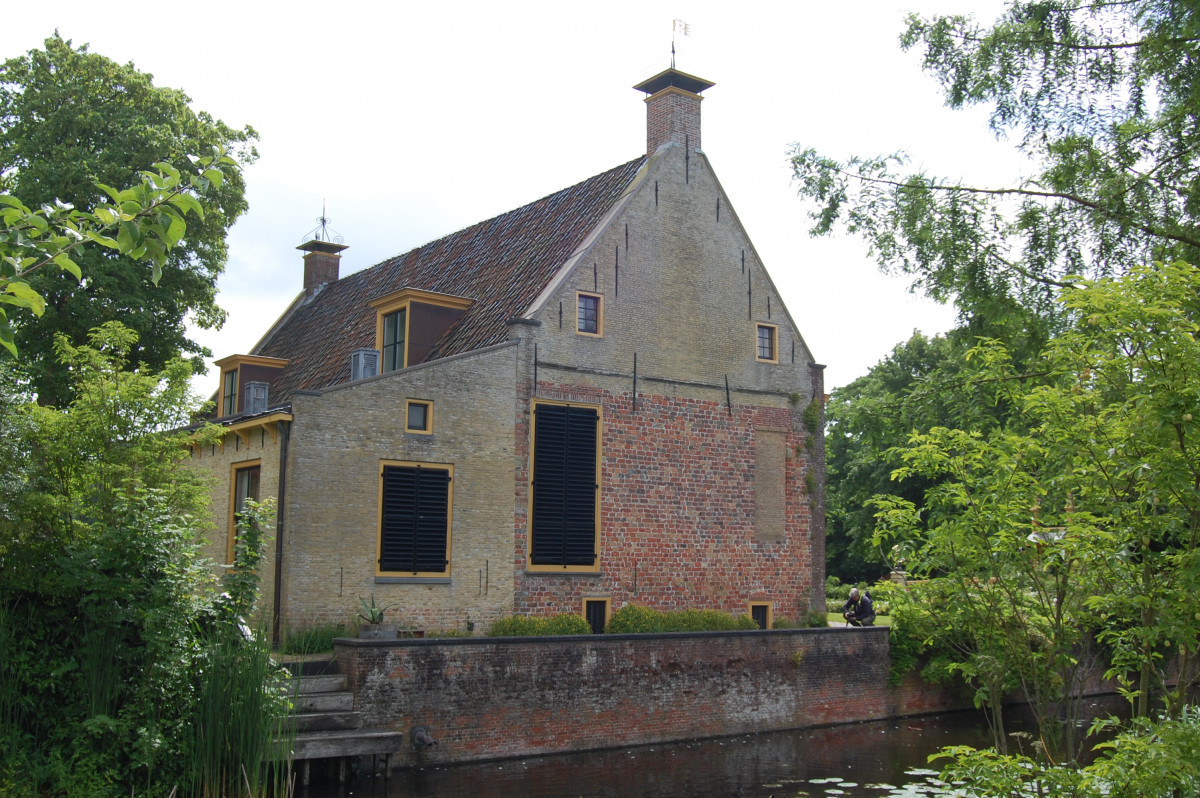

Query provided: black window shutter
[531,405,598,566]
[380,465,450,573]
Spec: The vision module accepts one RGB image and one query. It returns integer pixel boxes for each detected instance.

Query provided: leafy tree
[0,34,257,404]
[826,310,1050,583]
[875,262,1200,759]
[792,1,1200,325]
[0,323,287,797]
[826,331,964,582]
[0,152,231,359]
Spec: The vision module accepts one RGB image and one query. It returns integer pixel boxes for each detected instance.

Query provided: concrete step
[295,691,354,713]
[295,674,347,694]
[279,656,338,677]
[290,729,405,761]
[293,710,361,733]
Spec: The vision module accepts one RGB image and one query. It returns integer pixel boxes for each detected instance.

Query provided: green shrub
[807,610,831,627]
[542,614,593,635]
[606,604,665,633]
[607,604,759,633]
[488,613,590,636]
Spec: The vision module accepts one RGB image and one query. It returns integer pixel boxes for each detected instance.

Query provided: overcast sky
[4,1,1020,392]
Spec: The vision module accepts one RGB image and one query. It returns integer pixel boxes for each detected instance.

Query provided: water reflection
[299,697,1121,798]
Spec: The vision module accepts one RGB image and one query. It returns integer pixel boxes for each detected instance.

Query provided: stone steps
[295,690,353,713]
[276,656,404,784]
[292,728,405,760]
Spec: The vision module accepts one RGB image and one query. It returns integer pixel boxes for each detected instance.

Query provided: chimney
[297,239,348,298]
[633,68,715,156]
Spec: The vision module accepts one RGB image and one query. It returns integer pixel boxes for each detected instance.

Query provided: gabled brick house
[191,67,826,637]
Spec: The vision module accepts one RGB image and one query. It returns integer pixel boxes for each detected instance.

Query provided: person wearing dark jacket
[842,588,875,626]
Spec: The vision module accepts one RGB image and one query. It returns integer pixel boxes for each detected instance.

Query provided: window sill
[524,569,603,577]
[375,576,451,584]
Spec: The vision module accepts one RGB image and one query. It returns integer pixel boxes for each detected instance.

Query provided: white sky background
[3,1,1021,393]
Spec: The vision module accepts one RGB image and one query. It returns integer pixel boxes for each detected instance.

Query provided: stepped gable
[253,157,647,403]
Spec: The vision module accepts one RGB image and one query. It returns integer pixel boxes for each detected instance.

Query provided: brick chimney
[633,68,715,156]
[297,239,348,298]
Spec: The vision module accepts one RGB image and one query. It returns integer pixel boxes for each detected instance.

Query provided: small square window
[756,324,777,363]
[577,292,602,336]
[406,400,433,434]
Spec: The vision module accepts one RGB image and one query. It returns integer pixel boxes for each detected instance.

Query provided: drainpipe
[272,418,291,645]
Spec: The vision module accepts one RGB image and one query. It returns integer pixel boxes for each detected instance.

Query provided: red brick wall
[645,89,703,154]
[334,628,972,767]
[514,382,819,622]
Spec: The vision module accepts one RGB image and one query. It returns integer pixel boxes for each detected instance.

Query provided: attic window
[756,324,778,363]
[576,292,602,337]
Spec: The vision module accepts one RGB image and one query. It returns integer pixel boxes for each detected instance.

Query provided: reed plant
[283,621,349,655]
[180,499,295,798]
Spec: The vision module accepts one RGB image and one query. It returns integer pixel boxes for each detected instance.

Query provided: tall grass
[283,621,348,655]
[183,622,294,797]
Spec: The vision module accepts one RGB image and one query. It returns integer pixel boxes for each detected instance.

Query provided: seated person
[842,588,876,626]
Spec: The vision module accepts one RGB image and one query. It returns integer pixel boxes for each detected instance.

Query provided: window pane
[235,465,260,513]
[757,326,774,360]
[222,369,238,416]
[382,309,406,372]
[407,402,429,431]
[577,294,599,334]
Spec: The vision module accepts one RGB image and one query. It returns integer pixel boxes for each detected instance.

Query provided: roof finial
[302,198,344,245]
[671,19,690,69]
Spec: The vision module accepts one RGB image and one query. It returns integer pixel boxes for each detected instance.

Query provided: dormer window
[214,355,290,418]
[370,288,474,374]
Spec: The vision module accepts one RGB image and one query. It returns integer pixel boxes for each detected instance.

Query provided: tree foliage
[792,1,1200,324]
[0,34,257,404]
[875,262,1200,758]
[826,331,965,581]
[0,150,232,360]
[0,324,287,797]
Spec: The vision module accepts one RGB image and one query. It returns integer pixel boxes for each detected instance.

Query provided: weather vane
[302,199,344,245]
[671,18,691,69]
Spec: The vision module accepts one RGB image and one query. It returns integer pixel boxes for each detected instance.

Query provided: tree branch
[827,164,1200,253]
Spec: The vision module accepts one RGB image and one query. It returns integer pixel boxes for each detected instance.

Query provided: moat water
[297,696,1122,798]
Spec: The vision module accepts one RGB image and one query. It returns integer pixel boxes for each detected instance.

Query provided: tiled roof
[251,157,647,402]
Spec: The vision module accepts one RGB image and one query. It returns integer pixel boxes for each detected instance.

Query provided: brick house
[190,67,826,638]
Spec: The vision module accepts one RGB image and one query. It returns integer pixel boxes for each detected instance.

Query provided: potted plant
[357,595,399,640]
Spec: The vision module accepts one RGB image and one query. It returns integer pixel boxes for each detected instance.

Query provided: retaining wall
[333,627,972,767]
